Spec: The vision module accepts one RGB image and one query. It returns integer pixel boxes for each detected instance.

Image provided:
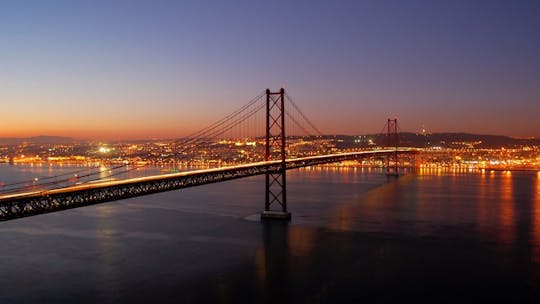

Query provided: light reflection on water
[1,164,539,245]
[1,164,539,243]
[95,204,122,302]
[1,164,540,302]
[499,171,515,245]
[534,173,540,263]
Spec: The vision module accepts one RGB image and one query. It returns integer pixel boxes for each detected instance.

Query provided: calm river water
[1,164,539,303]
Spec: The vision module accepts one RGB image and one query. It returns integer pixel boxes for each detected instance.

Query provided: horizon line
[0,132,539,142]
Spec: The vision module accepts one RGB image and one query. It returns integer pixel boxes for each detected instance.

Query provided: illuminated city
[1,1,540,303]
[1,135,538,171]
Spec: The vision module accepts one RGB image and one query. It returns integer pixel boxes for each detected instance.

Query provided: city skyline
[1,0,539,140]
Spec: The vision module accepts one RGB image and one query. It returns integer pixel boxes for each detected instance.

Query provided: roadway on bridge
[0,149,416,221]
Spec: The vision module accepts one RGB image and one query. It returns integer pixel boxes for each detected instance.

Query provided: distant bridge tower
[386,117,399,176]
[261,88,291,220]
[7,147,14,165]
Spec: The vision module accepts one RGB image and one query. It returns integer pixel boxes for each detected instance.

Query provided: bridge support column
[261,88,291,221]
[386,117,400,176]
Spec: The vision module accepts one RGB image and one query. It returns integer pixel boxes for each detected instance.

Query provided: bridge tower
[386,117,399,176]
[261,88,291,220]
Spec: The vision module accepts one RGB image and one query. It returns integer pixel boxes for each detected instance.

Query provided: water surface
[1,165,539,303]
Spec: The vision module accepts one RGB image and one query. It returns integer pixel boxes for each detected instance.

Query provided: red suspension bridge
[0,88,416,221]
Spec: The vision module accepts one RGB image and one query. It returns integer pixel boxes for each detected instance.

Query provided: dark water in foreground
[1,165,540,303]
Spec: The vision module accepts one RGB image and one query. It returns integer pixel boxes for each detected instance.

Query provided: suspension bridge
[0,88,416,221]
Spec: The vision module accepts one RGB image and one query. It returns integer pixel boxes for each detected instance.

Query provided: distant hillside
[1,133,538,149]
[398,132,540,148]
[0,136,75,145]
[325,133,540,149]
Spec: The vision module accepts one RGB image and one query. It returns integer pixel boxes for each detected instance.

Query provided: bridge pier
[261,88,291,221]
[262,161,290,220]
[261,210,291,220]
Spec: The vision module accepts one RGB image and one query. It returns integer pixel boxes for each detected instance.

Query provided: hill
[0,136,75,145]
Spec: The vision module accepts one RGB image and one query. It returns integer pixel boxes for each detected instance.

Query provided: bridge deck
[0,150,415,221]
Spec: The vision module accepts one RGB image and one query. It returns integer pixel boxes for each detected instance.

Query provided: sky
[1,0,539,139]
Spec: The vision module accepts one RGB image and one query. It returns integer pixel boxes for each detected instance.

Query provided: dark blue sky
[1,0,539,138]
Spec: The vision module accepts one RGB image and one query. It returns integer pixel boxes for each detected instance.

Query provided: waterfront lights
[98,147,111,154]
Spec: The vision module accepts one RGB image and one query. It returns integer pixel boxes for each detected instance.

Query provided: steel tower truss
[262,88,291,220]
